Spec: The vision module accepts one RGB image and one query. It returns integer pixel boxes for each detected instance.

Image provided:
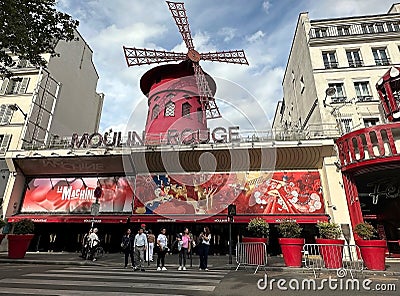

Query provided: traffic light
[228,204,236,216]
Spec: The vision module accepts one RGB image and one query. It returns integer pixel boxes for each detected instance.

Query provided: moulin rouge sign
[70,126,241,149]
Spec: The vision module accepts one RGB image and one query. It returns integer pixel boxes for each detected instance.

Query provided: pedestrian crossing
[0,265,229,295]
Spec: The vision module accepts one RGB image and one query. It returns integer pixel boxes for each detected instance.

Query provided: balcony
[356,95,375,102]
[331,96,347,103]
[336,122,400,171]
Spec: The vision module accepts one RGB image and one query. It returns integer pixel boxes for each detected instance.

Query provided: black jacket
[121,234,135,251]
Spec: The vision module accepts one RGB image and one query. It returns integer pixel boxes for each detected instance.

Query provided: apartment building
[0,30,104,218]
[273,3,400,139]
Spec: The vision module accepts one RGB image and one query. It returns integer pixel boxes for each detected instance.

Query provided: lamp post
[227,204,236,265]
[91,186,102,228]
[341,223,352,261]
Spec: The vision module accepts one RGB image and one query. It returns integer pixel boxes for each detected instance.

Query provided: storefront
[5,141,336,253]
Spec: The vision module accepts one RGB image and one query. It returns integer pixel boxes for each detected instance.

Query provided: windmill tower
[123,1,248,145]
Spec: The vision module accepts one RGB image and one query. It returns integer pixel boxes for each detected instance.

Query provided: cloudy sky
[57,0,397,133]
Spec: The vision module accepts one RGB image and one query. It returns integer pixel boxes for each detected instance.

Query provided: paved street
[0,264,228,296]
[0,262,398,296]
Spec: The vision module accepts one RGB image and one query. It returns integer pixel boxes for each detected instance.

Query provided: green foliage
[0,218,6,229]
[13,219,35,234]
[317,221,342,239]
[0,0,79,76]
[247,217,269,238]
[276,219,303,238]
[354,222,378,240]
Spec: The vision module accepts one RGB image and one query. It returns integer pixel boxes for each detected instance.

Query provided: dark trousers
[124,249,134,267]
[179,247,188,267]
[157,249,167,267]
[199,243,210,269]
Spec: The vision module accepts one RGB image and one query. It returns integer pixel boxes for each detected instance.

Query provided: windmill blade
[201,50,249,65]
[123,47,186,66]
[166,1,195,50]
[193,63,221,119]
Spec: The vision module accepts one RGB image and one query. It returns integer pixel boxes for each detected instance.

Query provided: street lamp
[8,103,27,119]
[323,87,337,108]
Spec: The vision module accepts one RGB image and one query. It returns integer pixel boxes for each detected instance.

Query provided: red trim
[7,214,329,224]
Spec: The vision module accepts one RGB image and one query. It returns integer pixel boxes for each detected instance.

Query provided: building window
[346,49,363,67]
[340,118,353,134]
[164,101,175,117]
[363,118,379,127]
[337,26,350,36]
[0,77,30,95]
[387,22,400,32]
[372,48,390,66]
[152,104,159,119]
[328,83,346,103]
[0,105,15,125]
[314,28,327,38]
[182,102,191,117]
[354,81,372,101]
[322,51,338,69]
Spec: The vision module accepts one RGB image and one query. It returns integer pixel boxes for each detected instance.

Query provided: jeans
[199,243,209,269]
[157,249,167,267]
[179,247,188,267]
[124,249,134,267]
[134,246,145,268]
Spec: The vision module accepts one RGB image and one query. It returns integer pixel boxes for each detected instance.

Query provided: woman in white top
[198,227,211,271]
[156,228,168,271]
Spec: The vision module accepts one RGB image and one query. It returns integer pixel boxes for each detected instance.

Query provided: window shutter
[4,105,13,124]
[0,105,7,125]
[0,134,11,154]
[19,77,30,94]
[0,78,9,95]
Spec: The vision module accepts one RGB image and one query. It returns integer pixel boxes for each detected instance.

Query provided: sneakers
[92,258,96,262]
[162,267,167,271]
[205,268,209,271]
[182,266,187,271]
[178,266,182,271]
[157,267,161,271]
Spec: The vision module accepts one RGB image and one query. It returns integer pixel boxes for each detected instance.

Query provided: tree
[0,0,79,76]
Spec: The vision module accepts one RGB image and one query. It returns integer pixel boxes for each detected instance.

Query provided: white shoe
[157,267,161,271]
[182,266,186,271]
[205,268,209,271]
[162,267,167,271]
[178,266,182,271]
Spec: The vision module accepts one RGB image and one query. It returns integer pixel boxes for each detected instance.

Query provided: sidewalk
[1,251,400,276]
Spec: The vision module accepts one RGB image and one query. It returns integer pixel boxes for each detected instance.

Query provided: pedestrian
[178,227,191,271]
[81,228,92,259]
[198,226,211,271]
[156,228,168,271]
[134,227,147,271]
[88,228,100,262]
[121,229,135,269]
[147,229,155,262]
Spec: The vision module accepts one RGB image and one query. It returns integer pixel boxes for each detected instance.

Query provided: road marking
[0,287,186,296]
[26,272,222,284]
[0,278,217,292]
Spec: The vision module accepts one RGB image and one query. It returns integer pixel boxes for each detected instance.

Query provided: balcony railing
[336,122,400,171]
[356,95,375,102]
[324,62,338,69]
[374,58,391,66]
[310,21,400,39]
[348,60,364,67]
[331,96,347,103]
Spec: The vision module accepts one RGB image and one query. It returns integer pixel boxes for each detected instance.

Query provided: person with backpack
[121,228,135,269]
[178,227,191,271]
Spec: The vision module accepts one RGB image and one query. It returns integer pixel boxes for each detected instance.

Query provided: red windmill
[123,1,248,145]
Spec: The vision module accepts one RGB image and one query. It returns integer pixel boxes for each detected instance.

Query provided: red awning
[7,214,329,224]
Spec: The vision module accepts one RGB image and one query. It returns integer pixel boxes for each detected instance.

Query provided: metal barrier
[235,242,268,273]
[302,243,364,278]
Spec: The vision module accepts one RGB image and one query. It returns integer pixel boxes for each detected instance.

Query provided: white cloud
[246,30,266,43]
[263,1,271,13]
[218,27,237,42]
